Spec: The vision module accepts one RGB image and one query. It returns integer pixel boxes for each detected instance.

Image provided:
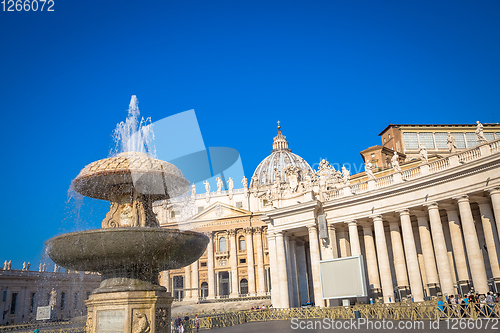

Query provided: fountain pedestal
[85,290,173,333]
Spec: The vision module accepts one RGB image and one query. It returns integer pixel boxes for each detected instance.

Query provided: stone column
[399,209,424,302]
[371,215,394,303]
[338,228,351,257]
[362,224,381,294]
[328,224,339,258]
[191,261,199,300]
[267,232,280,307]
[229,229,239,297]
[245,227,256,296]
[184,265,191,300]
[296,240,310,305]
[476,198,500,281]
[426,203,455,295]
[389,220,409,289]
[443,206,469,283]
[289,238,300,307]
[275,231,289,308]
[307,225,324,307]
[160,270,170,292]
[206,232,216,299]
[455,195,489,294]
[348,221,361,256]
[415,213,440,286]
[255,227,266,295]
[487,187,500,242]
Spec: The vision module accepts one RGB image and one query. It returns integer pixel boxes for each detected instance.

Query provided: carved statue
[284,165,301,193]
[42,263,46,272]
[27,262,30,271]
[39,263,43,272]
[341,165,351,185]
[216,177,223,192]
[365,161,375,180]
[227,177,234,191]
[203,180,210,193]
[22,262,26,271]
[133,312,150,333]
[191,183,196,196]
[447,132,457,153]
[419,143,428,163]
[476,121,488,143]
[274,168,281,184]
[241,176,248,189]
[3,260,7,270]
[49,288,57,307]
[251,175,259,188]
[391,152,401,172]
[7,260,11,270]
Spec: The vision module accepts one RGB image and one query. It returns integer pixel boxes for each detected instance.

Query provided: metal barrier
[176,302,500,331]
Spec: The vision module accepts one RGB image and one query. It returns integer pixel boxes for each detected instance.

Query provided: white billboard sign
[319,255,367,299]
[36,306,52,320]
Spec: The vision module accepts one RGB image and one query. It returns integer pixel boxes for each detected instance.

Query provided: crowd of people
[172,313,199,333]
[437,291,500,317]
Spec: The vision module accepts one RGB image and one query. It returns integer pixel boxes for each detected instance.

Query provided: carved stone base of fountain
[85,289,173,333]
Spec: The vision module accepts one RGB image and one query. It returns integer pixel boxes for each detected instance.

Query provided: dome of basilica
[250,124,313,187]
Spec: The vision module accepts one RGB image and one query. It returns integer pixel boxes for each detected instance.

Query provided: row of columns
[268,187,500,307]
[349,191,500,303]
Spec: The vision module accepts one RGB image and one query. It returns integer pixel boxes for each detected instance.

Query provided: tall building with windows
[158,122,500,308]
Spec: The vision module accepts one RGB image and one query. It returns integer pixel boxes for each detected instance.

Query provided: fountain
[46,96,209,333]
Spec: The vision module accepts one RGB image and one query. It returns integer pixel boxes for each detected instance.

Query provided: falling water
[111,95,156,156]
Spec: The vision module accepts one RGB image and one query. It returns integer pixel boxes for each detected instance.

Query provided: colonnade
[267,188,500,307]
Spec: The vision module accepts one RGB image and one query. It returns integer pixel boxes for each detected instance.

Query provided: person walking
[194,314,200,332]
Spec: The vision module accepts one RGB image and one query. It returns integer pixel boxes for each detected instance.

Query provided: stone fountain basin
[46,228,208,273]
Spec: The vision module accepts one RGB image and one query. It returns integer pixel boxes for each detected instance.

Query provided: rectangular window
[484,132,495,141]
[235,202,243,208]
[239,258,246,264]
[465,132,478,148]
[200,262,207,267]
[418,132,435,149]
[30,293,36,313]
[10,293,17,314]
[74,293,78,309]
[453,133,466,149]
[2,290,6,302]
[434,132,448,149]
[496,133,500,140]
[61,292,66,310]
[403,132,419,149]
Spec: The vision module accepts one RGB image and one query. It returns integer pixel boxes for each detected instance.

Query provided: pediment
[187,202,251,222]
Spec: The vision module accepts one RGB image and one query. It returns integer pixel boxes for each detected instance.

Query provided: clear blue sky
[1,0,499,269]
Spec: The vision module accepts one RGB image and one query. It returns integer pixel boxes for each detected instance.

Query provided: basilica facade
[155,123,500,308]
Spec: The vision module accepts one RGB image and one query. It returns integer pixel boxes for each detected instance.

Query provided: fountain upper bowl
[72,152,190,200]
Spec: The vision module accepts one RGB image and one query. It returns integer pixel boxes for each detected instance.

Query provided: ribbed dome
[251,124,313,187]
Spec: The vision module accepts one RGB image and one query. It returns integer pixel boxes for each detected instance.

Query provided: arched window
[219,237,227,252]
[240,279,248,295]
[200,282,208,298]
[239,236,246,251]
